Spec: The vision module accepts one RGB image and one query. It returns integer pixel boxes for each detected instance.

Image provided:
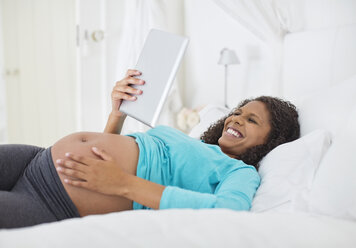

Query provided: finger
[114,85,143,95]
[125,69,141,77]
[116,77,145,88]
[65,152,96,165]
[56,159,87,173]
[112,91,137,101]
[63,178,89,189]
[92,147,113,161]
[56,166,87,180]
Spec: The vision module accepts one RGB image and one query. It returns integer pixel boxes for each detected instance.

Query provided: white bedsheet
[1,209,355,248]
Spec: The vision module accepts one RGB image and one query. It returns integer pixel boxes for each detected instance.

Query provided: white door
[77,0,107,132]
[2,0,77,147]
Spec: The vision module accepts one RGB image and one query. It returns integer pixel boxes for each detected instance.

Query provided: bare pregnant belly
[51,132,139,216]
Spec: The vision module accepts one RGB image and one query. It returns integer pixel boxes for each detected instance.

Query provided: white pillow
[307,108,356,221]
[251,129,332,213]
[188,104,230,139]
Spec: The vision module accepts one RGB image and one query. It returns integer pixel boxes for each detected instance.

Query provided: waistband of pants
[24,147,80,220]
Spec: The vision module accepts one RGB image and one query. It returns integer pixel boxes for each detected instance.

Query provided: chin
[218,139,246,157]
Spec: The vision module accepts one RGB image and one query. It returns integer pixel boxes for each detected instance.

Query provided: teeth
[227,128,241,138]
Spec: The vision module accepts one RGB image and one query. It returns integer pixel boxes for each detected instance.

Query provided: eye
[233,112,241,116]
[248,118,257,124]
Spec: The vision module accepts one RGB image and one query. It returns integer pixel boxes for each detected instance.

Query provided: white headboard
[281,24,356,102]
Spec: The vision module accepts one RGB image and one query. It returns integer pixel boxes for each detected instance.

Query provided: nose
[231,115,243,125]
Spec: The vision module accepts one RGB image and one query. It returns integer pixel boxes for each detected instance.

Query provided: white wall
[183,0,277,109]
[0,79,5,143]
[0,1,6,143]
[281,0,356,102]
[303,0,356,30]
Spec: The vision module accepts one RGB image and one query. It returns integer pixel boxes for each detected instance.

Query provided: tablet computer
[119,29,189,127]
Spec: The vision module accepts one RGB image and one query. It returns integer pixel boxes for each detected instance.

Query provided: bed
[0,210,355,247]
[1,26,356,247]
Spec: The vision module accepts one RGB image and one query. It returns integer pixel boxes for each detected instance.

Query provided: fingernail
[65,152,71,157]
[64,179,69,183]
[56,167,62,171]
[56,159,62,164]
[92,147,98,152]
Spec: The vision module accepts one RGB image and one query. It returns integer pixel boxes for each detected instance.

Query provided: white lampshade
[218,48,240,65]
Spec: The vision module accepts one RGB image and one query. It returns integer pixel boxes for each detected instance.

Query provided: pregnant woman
[0,70,300,228]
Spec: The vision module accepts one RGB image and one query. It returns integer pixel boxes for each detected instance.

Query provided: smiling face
[218,101,272,158]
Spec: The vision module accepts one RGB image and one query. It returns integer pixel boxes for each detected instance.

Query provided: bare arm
[104,69,145,134]
[120,174,165,209]
[104,113,127,134]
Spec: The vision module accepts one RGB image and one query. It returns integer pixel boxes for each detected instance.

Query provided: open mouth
[226,127,243,138]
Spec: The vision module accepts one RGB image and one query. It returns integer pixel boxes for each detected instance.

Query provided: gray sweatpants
[0,144,80,229]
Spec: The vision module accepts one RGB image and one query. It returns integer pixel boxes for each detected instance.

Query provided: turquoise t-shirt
[127,125,260,210]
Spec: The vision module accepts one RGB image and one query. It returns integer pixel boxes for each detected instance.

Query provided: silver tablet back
[120,29,189,127]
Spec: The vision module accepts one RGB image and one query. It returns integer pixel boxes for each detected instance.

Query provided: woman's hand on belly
[56,146,166,210]
[56,146,128,196]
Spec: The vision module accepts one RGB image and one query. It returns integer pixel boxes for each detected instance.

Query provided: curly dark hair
[200,96,300,169]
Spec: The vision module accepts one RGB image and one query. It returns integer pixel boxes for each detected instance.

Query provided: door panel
[2,0,77,147]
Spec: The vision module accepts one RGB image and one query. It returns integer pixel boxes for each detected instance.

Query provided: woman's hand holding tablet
[111,69,145,117]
